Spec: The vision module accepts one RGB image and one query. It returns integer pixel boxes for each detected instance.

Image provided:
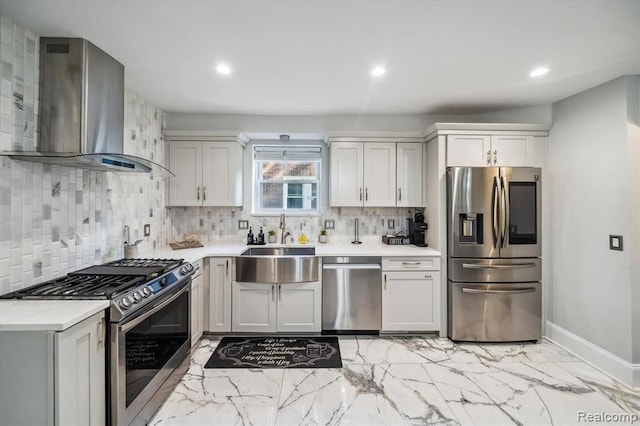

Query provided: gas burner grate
[2,274,146,299]
[106,258,183,269]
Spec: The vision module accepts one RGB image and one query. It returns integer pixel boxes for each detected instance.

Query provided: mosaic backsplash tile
[0,14,171,295]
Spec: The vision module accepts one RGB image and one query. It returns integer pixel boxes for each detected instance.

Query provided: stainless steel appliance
[1,258,196,425]
[447,167,542,342]
[407,211,428,247]
[322,256,381,332]
[2,38,172,176]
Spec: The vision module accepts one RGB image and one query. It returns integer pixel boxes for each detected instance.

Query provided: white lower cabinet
[0,311,106,426]
[382,257,440,332]
[208,257,232,332]
[232,281,321,333]
[190,260,205,346]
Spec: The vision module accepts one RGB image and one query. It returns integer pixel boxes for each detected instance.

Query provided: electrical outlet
[387,219,395,229]
[238,220,249,230]
[143,224,150,237]
[324,220,335,230]
[609,235,623,251]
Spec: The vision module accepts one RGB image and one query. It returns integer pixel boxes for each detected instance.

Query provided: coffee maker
[407,212,428,247]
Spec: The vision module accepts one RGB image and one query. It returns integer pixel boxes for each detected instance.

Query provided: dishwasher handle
[322,264,381,270]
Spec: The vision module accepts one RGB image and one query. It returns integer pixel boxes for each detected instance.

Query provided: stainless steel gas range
[2,258,196,426]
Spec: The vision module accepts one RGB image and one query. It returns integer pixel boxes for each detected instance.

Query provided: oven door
[111,280,191,426]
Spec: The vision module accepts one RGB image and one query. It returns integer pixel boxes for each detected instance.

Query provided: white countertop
[150,237,440,263]
[0,300,109,331]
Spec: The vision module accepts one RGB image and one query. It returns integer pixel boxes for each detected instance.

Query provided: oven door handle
[119,281,190,333]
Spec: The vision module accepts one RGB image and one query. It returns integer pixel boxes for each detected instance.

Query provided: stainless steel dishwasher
[322,256,382,333]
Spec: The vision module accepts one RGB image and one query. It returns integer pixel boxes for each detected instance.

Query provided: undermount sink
[236,246,318,283]
[240,247,315,256]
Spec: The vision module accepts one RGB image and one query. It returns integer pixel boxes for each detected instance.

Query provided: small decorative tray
[170,240,204,250]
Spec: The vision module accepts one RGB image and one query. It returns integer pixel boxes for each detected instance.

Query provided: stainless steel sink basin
[241,247,315,256]
[236,247,318,283]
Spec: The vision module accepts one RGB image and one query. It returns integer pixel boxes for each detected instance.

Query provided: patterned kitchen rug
[204,336,342,369]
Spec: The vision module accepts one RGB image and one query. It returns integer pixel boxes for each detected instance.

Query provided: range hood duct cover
[4,37,173,176]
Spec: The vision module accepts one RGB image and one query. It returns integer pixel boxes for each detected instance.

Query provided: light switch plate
[609,235,623,251]
[387,219,395,229]
[324,220,335,230]
[238,220,249,230]
[143,224,150,237]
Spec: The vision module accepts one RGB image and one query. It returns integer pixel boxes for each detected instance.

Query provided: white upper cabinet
[433,123,549,168]
[396,142,423,206]
[329,142,364,207]
[165,132,247,207]
[363,143,396,206]
[330,140,423,207]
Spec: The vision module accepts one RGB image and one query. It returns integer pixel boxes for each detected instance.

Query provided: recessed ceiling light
[215,63,231,75]
[371,66,386,77]
[529,66,549,78]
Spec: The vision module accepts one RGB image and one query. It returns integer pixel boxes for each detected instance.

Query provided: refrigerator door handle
[500,175,508,248]
[462,287,536,295]
[462,262,537,269]
[492,176,500,248]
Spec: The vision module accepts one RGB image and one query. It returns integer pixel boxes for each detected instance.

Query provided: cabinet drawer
[382,257,440,271]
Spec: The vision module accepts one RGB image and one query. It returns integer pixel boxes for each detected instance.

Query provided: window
[253,145,321,215]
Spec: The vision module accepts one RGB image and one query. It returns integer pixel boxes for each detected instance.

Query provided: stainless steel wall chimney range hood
[3,38,173,176]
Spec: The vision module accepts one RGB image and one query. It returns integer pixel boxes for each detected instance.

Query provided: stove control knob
[120,298,132,309]
[142,287,152,297]
[132,292,142,302]
[187,263,194,272]
[180,267,188,275]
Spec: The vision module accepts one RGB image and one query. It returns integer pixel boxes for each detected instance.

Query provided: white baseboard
[545,321,639,390]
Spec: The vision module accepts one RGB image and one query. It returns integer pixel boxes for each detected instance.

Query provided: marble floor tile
[149,337,640,426]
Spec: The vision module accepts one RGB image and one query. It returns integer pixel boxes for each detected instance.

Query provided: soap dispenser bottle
[257,227,265,245]
[247,227,254,245]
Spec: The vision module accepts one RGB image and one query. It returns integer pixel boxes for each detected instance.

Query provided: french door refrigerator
[447,167,542,342]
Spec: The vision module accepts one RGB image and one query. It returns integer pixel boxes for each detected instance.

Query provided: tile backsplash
[0,13,170,295]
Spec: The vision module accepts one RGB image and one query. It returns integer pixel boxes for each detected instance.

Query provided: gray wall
[547,76,639,363]
[165,105,553,134]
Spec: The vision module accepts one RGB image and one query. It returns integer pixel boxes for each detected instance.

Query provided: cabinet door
[190,271,204,346]
[396,143,423,207]
[209,257,232,332]
[168,141,202,206]
[490,135,535,167]
[232,282,277,332]
[277,281,322,332]
[382,271,440,331]
[202,142,243,206]
[55,311,106,426]
[363,143,396,206]
[446,135,491,167]
[330,142,364,206]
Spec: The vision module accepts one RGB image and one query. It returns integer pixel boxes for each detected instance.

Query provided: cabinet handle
[272,285,275,302]
[486,150,491,166]
[425,275,432,279]
[98,316,105,346]
[360,188,363,201]
[493,150,497,165]
[384,274,387,290]
[226,260,229,276]
[203,186,206,201]
[197,186,200,201]
[398,187,402,202]
[365,188,369,201]
[278,284,281,301]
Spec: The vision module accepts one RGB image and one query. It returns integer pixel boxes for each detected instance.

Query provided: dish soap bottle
[298,233,307,244]
[247,227,254,245]
[257,227,265,245]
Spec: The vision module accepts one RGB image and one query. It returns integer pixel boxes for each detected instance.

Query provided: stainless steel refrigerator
[447,167,542,342]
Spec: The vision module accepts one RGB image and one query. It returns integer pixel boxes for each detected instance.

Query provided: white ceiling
[2,0,640,115]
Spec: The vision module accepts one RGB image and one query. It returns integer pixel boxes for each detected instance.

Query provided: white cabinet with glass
[164,132,247,207]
